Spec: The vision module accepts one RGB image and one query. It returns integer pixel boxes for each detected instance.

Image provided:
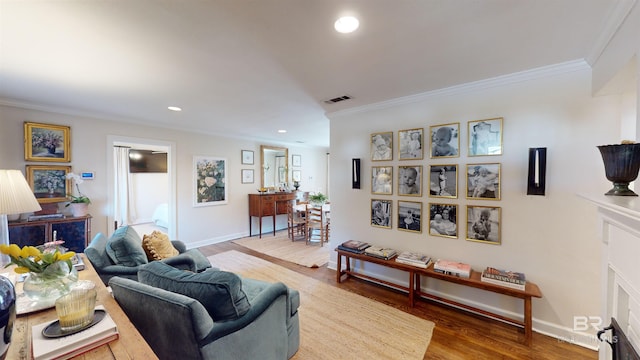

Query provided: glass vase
[23,262,78,302]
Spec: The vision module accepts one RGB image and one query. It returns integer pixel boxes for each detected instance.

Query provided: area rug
[231,231,329,268]
[208,250,434,359]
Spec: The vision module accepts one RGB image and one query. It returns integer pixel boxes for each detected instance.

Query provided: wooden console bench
[336,248,543,345]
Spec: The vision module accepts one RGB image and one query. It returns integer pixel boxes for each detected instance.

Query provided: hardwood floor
[198,241,597,360]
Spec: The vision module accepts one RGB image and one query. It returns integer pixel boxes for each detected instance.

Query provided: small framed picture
[371,199,392,229]
[429,122,460,158]
[241,150,254,165]
[241,169,254,184]
[371,132,393,161]
[194,156,227,206]
[466,163,501,200]
[292,154,302,167]
[24,122,71,162]
[466,205,501,244]
[429,203,458,238]
[428,164,457,198]
[468,117,503,156]
[398,128,424,160]
[26,165,71,203]
[398,201,422,233]
[371,166,393,195]
[398,165,422,197]
[292,170,301,182]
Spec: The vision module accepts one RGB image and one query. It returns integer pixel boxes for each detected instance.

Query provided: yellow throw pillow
[142,231,179,261]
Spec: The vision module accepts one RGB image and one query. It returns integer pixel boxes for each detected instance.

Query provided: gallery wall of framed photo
[368,117,503,245]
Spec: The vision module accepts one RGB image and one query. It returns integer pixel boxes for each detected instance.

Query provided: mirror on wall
[261,145,288,189]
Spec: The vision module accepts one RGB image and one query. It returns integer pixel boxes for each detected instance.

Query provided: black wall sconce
[527,147,546,196]
[352,158,361,189]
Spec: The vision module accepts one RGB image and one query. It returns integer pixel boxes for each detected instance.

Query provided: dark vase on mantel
[597,143,640,196]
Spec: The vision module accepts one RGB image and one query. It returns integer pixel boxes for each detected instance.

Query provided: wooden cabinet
[8,215,92,253]
[249,193,296,237]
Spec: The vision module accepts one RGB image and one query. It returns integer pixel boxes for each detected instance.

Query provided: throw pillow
[139,262,251,322]
[105,226,148,267]
[142,231,179,261]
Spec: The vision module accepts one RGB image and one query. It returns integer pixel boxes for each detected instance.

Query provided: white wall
[131,172,168,224]
[327,62,621,347]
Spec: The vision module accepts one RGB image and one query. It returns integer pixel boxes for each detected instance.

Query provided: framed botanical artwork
[429,203,458,238]
[398,165,422,197]
[398,201,422,233]
[26,165,71,203]
[292,154,302,167]
[398,128,423,160]
[241,150,254,165]
[466,163,501,200]
[241,169,254,184]
[194,156,227,206]
[466,205,501,244]
[428,164,457,198]
[292,170,301,182]
[371,132,393,161]
[429,122,460,158]
[371,199,392,229]
[24,122,71,162]
[371,166,393,195]
[468,117,503,156]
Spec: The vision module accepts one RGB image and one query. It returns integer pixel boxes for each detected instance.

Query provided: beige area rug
[232,231,329,268]
[208,250,434,359]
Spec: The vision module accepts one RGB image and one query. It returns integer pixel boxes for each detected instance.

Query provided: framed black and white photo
[466,163,501,200]
[398,165,422,197]
[194,156,227,206]
[466,205,501,244]
[429,122,460,158]
[371,166,393,195]
[429,203,458,238]
[241,169,254,184]
[371,199,392,229]
[428,164,457,198]
[398,128,423,160]
[292,154,301,167]
[241,150,254,165]
[371,132,393,161]
[398,201,422,233]
[468,117,503,156]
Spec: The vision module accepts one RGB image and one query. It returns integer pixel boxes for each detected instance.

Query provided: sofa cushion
[142,231,179,261]
[105,226,148,267]
[138,262,251,322]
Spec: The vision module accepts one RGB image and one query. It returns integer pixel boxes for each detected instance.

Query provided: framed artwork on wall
[194,156,227,206]
[398,165,422,196]
[371,132,393,161]
[241,150,254,165]
[428,164,457,198]
[292,154,301,167]
[428,203,457,238]
[398,128,424,160]
[24,122,71,162]
[241,169,254,184]
[371,166,392,195]
[26,165,71,203]
[466,205,501,244]
[466,163,501,200]
[398,200,422,233]
[468,117,503,156]
[371,199,392,229]
[429,122,460,158]
[292,170,301,182]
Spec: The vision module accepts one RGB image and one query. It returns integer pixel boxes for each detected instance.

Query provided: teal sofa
[109,262,300,360]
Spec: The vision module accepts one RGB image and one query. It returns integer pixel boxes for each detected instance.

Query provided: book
[31,306,119,360]
[433,259,471,278]
[340,240,370,251]
[364,246,397,260]
[433,268,471,278]
[71,253,85,271]
[481,274,526,290]
[483,267,526,285]
[395,251,431,266]
[395,257,432,268]
[337,245,367,254]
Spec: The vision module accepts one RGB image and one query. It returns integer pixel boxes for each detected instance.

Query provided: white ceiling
[0,0,621,148]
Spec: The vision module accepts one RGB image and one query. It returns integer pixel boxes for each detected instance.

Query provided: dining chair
[305,205,328,246]
[287,202,306,241]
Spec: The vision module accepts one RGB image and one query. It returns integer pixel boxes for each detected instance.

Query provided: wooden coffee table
[6,254,157,359]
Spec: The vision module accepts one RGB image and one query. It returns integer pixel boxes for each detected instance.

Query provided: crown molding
[586,0,637,66]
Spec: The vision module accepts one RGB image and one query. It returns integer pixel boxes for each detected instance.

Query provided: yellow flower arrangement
[0,243,75,274]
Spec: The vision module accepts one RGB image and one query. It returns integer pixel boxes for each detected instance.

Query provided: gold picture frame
[428,203,458,239]
[371,166,393,195]
[465,163,501,200]
[466,205,501,245]
[468,117,503,156]
[429,122,460,158]
[26,165,71,204]
[24,122,71,162]
[398,200,422,233]
[371,132,393,161]
[398,128,424,160]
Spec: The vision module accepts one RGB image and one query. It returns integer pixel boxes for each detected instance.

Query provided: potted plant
[65,173,91,216]
[308,192,328,206]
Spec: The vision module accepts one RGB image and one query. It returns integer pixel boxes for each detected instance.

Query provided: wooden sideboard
[8,215,92,253]
[248,193,296,238]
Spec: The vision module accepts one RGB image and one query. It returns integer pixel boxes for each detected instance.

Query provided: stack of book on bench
[337,240,370,254]
[481,267,526,290]
[395,251,432,268]
[364,246,397,260]
[433,259,471,278]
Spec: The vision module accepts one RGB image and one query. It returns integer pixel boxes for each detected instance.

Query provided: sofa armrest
[171,240,187,253]
[161,253,197,272]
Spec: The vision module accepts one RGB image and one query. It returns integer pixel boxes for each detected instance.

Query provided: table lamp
[0,170,42,266]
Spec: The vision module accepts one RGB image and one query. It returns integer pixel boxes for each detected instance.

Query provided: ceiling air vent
[324,95,352,104]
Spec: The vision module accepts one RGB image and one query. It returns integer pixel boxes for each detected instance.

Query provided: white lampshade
[0,170,41,215]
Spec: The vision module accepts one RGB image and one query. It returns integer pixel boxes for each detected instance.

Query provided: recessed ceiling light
[334,16,359,33]
[168,106,182,112]
[278,129,287,133]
